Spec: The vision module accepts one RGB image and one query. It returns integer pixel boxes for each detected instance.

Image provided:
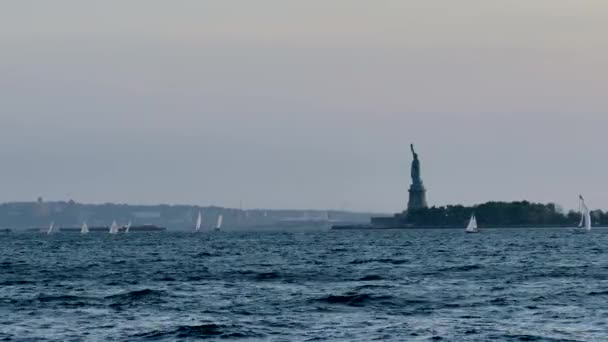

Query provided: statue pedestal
[408,183,428,211]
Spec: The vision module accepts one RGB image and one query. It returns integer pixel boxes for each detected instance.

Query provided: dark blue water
[1,229,607,341]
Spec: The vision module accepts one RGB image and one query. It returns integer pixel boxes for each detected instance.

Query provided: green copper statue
[410,144,422,186]
[407,144,428,210]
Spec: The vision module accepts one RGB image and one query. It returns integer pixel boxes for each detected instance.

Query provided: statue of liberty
[407,144,427,210]
[410,144,422,186]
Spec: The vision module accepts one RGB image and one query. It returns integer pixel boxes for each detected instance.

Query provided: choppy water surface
[1,229,607,341]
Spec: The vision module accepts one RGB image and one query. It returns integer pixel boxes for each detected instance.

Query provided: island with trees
[347,200,608,229]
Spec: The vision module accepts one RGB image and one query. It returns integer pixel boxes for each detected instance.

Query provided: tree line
[406,201,608,227]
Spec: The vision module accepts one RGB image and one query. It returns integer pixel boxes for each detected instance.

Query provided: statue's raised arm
[410,144,417,159]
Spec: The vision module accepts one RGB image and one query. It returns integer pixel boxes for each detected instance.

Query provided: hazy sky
[1,1,607,212]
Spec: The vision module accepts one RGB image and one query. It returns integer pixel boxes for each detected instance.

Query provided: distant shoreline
[332,224,608,230]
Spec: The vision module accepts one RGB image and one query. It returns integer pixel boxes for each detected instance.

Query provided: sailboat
[584,207,592,232]
[47,221,55,235]
[465,213,479,233]
[215,214,223,231]
[125,221,132,233]
[575,195,592,233]
[324,211,334,229]
[109,220,119,234]
[195,211,202,232]
[81,221,89,234]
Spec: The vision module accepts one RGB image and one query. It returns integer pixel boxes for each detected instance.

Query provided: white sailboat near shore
[465,213,479,233]
[195,211,202,232]
[109,220,119,234]
[575,195,592,233]
[47,221,55,235]
[125,221,132,233]
[215,214,223,231]
[81,221,89,234]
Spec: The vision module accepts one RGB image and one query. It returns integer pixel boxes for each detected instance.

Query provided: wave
[133,324,263,340]
[135,324,222,339]
[21,289,173,309]
[349,258,408,265]
[316,294,435,313]
[255,272,281,280]
[439,265,482,272]
[149,271,178,282]
[588,290,608,296]
[157,277,176,282]
[496,334,565,341]
[37,295,80,302]
[105,289,169,307]
[358,275,384,281]
[0,280,33,286]
[36,294,91,303]
[186,275,206,281]
[32,294,99,308]
[193,252,218,258]
[315,293,377,306]
[106,289,166,300]
[104,280,135,286]
[354,284,394,291]
[232,270,282,281]
[487,297,514,306]
[314,292,397,307]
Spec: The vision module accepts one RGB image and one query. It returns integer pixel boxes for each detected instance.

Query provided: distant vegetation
[406,201,608,227]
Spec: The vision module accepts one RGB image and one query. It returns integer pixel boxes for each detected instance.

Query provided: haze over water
[2,2,608,341]
[1,229,607,341]
[2,1,608,212]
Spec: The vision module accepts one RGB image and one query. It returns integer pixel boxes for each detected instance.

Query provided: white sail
[578,196,585,228]
[47,221,55,235]
[195,211,202,231]
[585,208,592,231]
[81,222,89,234]
[582,202,592,231]
[216,214,223,230]
[125,221,132,233]
[578,196,592,231]
[109,220,119,234]
[465,214,479,233]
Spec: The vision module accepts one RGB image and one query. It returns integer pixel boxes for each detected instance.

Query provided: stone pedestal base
[408,185,428,211]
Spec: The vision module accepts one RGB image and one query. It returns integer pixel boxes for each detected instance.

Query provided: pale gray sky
[1,1,607,212]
